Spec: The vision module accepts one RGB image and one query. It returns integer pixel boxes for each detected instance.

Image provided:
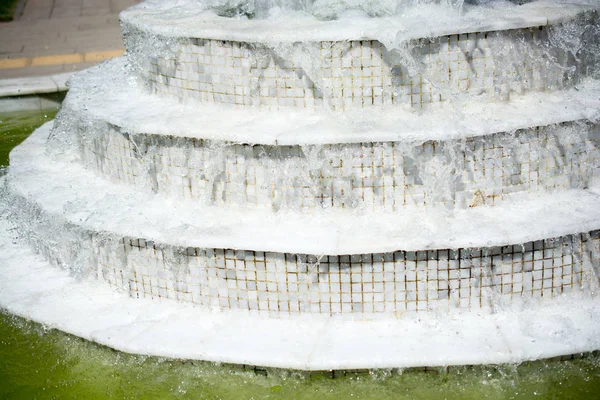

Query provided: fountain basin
[1,0,600,369]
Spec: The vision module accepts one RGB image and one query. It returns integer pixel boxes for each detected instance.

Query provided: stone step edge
[0,72,72,98]
[7,122,600,255]
[0,212,599,370]
[120,0,597,45]
[61,58,600,146]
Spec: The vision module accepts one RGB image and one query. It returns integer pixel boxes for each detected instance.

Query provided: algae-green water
[0,110,57,167]
[2,311,600,400]
[2,113,600,399]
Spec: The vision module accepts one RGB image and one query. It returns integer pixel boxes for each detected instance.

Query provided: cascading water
[142,0,466,20]
[1,0,600,370]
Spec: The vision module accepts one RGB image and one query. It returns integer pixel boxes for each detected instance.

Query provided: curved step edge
[120,0,597,44]
[60,58,600,146]
[7,122,600,255]
[0,212,599,370]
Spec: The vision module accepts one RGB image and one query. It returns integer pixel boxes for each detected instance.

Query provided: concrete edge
[12,0,28,21]
[0,71,74,98]
[0,92,66,113]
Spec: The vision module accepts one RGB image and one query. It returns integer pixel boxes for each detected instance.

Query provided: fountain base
[2,122,600,370]
[3,0,600,369]
[1,204,599,370]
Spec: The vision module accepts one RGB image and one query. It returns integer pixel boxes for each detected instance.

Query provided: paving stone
[21,0,52,20]
[0,64,70,79]
[0,43,24,55]
[0,0,139,85]
[51,7,83,18]
[81,7,111,16]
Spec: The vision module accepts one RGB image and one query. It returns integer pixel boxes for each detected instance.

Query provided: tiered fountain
[1,0,600,370]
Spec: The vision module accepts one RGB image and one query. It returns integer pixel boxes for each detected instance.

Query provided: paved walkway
[0,0,139,80]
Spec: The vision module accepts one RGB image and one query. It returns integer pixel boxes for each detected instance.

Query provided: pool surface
[0,110,58,167]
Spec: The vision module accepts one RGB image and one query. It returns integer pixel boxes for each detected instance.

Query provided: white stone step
[120,0,599,110]
[121,0,596,44]
[1,220,599,369]
[63,58,600,146]
[9,122,600,255]
[5,123,600,318]
[58,59,600,212]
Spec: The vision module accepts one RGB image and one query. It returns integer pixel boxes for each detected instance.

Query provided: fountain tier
[121,2,598,110]
[1,0,600,369]
[5,123,600,315]
[57,60,600,212]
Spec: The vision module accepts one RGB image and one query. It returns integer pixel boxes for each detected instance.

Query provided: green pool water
[1,112,600,399]
[0,110,58,167]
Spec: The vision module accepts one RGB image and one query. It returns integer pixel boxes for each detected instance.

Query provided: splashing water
[141,0,468,19]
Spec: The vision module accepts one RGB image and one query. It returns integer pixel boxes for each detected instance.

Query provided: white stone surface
[62,58,600,146]
[2,0,599,369]
[136,29,579,111]
[7,123,600,255]
[121,0,598,45]
[0,72,72,98]
[1,210,599,369]
[74,117,600,212]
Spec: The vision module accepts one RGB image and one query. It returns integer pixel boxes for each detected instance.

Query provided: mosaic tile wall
[11,177,600,317]
[127,24,584,111]
[93,231,600,316]
[76,121,600,211]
